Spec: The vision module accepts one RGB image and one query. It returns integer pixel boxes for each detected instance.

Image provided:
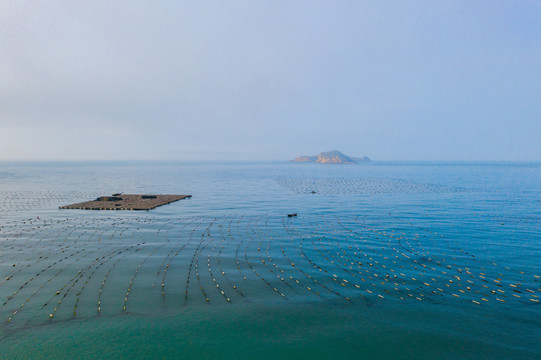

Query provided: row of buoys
[122,221,172,311]
[0,190,103,214]
[242,218,287,299]
[280,215,524,306]
[185,220,212,304]
[39,221,131,321]
[1,214,539,330]
[249,220,298,293]
[299,215,540,305]
[6,222,112,324]
[3,225,99,310]
[283,219,362,301]
[153,218,193,292]
[1,216,141,325]
[219,218,245,298]
[49,246,123,321]
[98,238,142,314]
[256,218,349,301]
[206,226,231,302]
[274,177,473,196]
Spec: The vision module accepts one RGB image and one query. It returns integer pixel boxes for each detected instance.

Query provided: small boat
[287,213,297,217]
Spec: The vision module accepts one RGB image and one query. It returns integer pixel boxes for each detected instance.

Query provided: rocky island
[291,150,370,164]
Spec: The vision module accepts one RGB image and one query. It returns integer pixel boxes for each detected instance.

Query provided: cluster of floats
[0,213,539,331]
[273,177,476,195]
[0,191,103,216]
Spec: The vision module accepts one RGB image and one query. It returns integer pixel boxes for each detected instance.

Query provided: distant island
[291,150,371,164]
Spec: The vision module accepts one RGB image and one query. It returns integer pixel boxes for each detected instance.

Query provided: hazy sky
[1,1,540,161]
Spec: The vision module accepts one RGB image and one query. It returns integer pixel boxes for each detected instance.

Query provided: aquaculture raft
[59,194,191,210]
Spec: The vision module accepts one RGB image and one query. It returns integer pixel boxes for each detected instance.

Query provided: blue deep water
[0,161,539,359]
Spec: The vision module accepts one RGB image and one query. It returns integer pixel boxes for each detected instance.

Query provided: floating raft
[59,194,191,210]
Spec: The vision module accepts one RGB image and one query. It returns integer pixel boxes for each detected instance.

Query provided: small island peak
[291,150,370,164]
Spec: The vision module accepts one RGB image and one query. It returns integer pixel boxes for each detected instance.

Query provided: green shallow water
[0,161,539,359]
[3,301,539,359]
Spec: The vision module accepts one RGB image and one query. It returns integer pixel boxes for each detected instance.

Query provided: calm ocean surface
[0,161,539,359]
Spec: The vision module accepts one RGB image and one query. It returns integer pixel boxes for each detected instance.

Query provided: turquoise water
[0,161,539,359]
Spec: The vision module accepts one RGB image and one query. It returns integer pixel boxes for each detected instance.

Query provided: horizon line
[0,159,539,163]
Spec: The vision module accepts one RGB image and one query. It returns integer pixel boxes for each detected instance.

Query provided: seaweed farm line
[0,214,539,333]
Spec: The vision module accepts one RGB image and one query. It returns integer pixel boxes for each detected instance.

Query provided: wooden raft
[59,194,191,211]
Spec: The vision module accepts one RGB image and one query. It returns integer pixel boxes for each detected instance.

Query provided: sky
[0,0,540,161]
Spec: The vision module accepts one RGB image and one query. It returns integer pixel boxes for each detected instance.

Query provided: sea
[0,161,539,359]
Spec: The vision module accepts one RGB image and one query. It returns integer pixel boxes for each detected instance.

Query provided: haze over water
[1,1,540,162]
[0,161,539,359]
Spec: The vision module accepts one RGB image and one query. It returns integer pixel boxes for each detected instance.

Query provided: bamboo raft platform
[59,194,191,211]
